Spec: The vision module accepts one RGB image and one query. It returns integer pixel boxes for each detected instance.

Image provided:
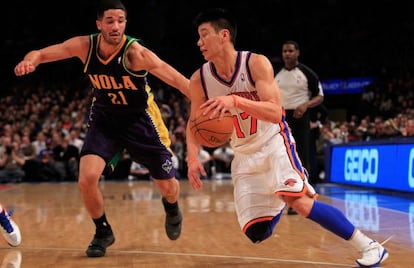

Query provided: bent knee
[154,178,179,197]
[284,196,314,216]
[78,171,101,190]
[244,220,273,244]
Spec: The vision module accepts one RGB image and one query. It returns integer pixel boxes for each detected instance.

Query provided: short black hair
[97,0,127,19]
[284,40,300,50]
[194,8,237,44]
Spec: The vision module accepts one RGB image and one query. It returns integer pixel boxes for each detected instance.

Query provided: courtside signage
[329,143,414,192]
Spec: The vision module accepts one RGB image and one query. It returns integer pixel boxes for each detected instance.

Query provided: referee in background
[275,40,324,214]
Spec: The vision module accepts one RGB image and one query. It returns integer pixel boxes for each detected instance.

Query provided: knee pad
[244,220,273,243]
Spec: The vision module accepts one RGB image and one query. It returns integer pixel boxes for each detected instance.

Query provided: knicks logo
[284,178,297,187]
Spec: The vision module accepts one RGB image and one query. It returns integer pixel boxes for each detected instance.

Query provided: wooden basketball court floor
[0,179,413,267]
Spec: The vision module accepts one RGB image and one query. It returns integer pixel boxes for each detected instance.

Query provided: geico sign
[344,149,378,183]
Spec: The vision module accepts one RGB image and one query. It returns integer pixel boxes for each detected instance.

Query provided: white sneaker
[0,210,22,247]
[356,240,389,267]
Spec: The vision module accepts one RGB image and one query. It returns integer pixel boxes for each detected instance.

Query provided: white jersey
[200,51,316,229]
[200,51,281,154]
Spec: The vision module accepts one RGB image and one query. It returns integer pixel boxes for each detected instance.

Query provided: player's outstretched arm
[126,42,190,98]
[14,36,89,76]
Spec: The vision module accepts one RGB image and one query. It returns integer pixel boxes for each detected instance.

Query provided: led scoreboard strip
[325,138,414,193]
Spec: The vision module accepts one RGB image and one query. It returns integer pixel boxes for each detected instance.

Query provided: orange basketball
[189,107,233,148]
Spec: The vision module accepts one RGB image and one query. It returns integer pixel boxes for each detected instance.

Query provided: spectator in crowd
[402,118,414,137]
[16,134,40,181]
[0,136,25,183]
[31,131,47,157]
[37,144,62,181]
[68,128,84,153]
[198,147,214,179]
[129,161,150,180]
[52,135,80,181]
[212,142,234,174]
[19,135,37,161]
[170,132,186,177]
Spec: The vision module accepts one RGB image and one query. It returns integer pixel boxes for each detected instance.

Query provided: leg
[153,177,182,240]
[287,167,310,216]
[284,195,389,267]
[78,154,115,257]
[78,155,107,218]
[231,145,286,242]
[243,211,283,243]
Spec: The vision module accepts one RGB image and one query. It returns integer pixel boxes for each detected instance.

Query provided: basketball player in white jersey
[185,8,389,268]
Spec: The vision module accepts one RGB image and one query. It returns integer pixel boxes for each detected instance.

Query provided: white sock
[349,229,374,251]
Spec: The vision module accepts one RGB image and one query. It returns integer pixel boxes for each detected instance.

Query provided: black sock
[93,213,112,235]
[162,197,179,216]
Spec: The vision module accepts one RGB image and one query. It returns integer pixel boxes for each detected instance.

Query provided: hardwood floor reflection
[0,180,412,267]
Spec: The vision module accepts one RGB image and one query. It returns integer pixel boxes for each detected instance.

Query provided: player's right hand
[187,160,206,190]
[14,60,36,76]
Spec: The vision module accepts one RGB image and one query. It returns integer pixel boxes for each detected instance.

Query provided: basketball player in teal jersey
[186,8,389,267]
[14,0,189,257]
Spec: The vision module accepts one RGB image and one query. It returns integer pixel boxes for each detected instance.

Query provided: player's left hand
[187,160,206,190]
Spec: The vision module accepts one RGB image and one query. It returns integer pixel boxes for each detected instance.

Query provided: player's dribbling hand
[187,160,206,190]
[14,60,36,76]
[201,96,232,119]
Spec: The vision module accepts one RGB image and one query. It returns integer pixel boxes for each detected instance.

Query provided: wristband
[231,94,238,107]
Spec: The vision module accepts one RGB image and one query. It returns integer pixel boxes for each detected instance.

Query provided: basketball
[189,107,233,148]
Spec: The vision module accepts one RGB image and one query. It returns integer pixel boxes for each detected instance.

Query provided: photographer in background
[0,136,25,182]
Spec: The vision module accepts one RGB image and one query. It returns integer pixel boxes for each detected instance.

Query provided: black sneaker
[162,198,182,240]
[86,231,115,257]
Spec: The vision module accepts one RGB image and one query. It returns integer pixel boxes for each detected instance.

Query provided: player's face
[197,22,223,61]
[97,9,127,45]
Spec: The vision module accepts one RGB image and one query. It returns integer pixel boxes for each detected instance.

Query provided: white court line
[11,246,355,267]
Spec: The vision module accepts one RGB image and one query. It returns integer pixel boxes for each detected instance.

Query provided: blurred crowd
[1,73,413,183]
[317,76,414,145]
[311,75,414,181]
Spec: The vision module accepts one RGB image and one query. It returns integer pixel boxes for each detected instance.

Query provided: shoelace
[0,210,13,233]
[379,235,394,246]
[361,235,394,253]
